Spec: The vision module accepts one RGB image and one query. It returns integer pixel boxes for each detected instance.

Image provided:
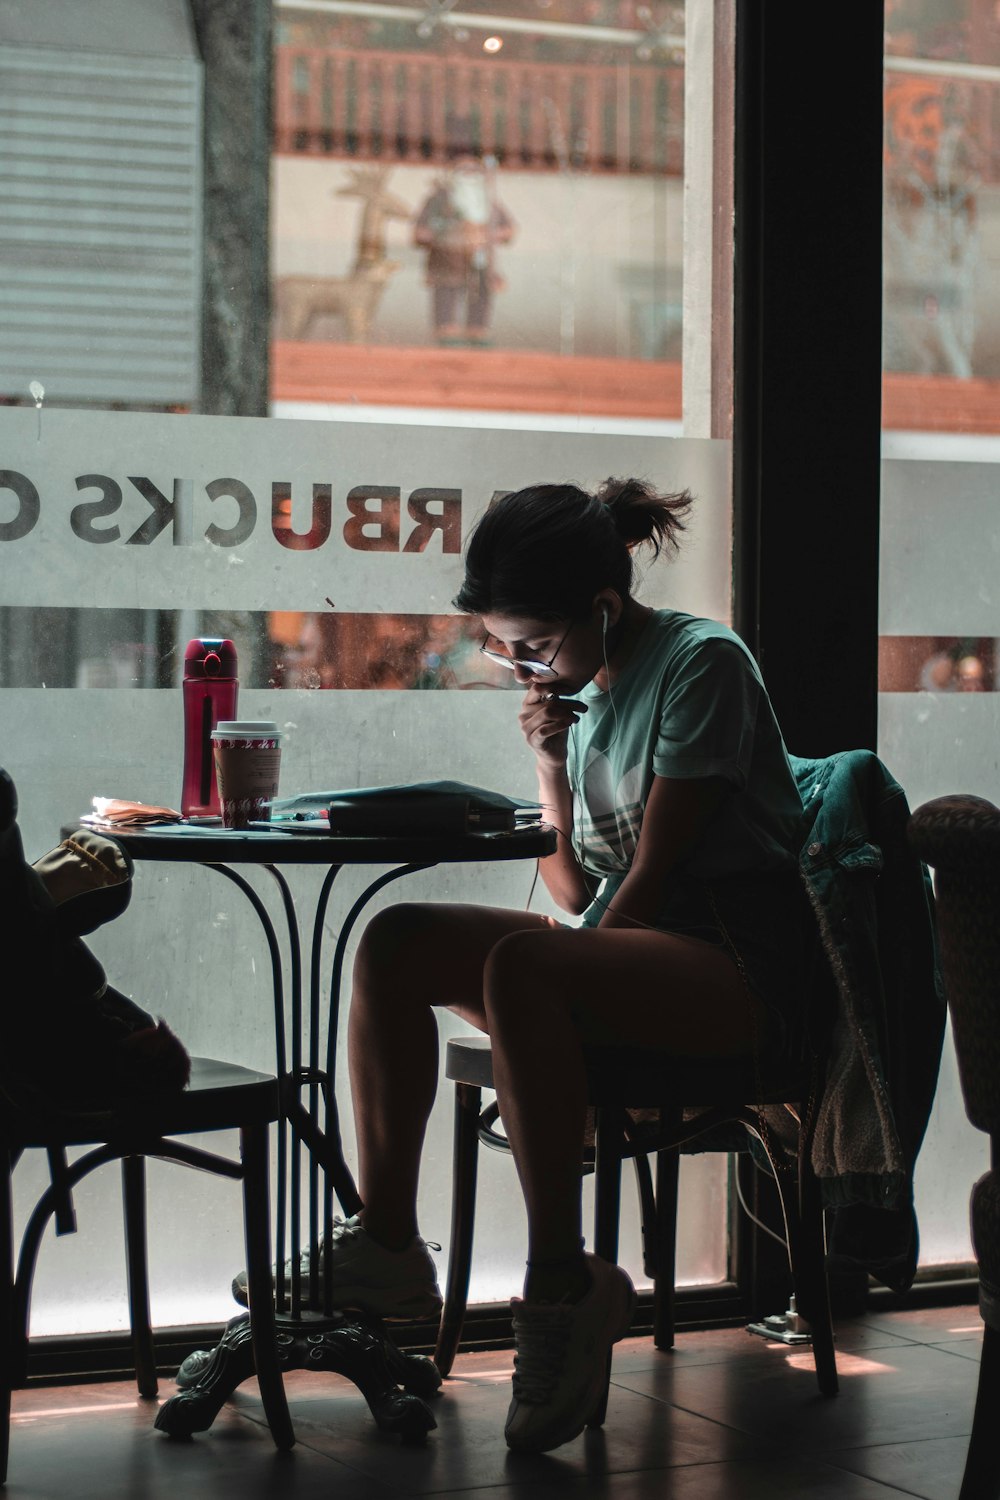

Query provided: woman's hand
[518,686,587,767]
[521,686,595,916]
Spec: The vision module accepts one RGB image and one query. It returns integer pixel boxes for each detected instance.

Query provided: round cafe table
[83,820,555,1440]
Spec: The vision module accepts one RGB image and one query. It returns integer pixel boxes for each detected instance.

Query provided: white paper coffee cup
[211,721,283,829]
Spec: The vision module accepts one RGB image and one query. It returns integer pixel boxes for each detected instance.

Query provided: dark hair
[452,477,693,620]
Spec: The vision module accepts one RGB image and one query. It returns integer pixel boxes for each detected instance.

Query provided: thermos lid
[184,637,238,679]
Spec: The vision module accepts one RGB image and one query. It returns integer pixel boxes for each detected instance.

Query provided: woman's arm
[596,772,730,930]
[518,687,595,916]
[535,762,598,915]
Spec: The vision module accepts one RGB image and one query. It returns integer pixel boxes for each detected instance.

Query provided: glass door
[879,0,1000,1271]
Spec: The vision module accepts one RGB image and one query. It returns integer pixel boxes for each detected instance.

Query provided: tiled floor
[5,1305,985,1499]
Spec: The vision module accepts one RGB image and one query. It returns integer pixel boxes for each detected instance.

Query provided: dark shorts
[584,867,818,1059]
[661,869,818,1057]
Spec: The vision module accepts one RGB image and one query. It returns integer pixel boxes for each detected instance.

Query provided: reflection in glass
[880,1,1000,1273]
[883,0,1000,434]
[265,609,514,688]
[879,636,999,692]
[1,3,736,1330]
[0,607,517,691]
[272,2,685,419]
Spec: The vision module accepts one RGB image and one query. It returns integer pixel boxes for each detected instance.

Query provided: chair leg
[240,1122,295,1452]
[0,1149,14,1485]
[795,1160,837,1396]
[46,1148,77,1237]
[631,1153,657,1280]
[960,1322,1000,1500]
[763,1130,837,1399]
[588,1107,625,1430]
[434,1082,481,1378]
[592,1107,623,1265]
[652,1117,682,1351]
[121,1156,158,1399]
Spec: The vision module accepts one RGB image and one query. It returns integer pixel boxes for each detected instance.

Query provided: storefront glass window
[0,0,735,1333]
[879,0,1000,1270]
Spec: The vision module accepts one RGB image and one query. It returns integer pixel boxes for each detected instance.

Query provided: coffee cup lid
[212,721,282,737]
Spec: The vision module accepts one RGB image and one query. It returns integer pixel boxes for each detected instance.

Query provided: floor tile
[614,1340,978,1454]
[828,1318,938,1354]
[862,1304,983,1345]
[408,1454,917,1499]
[611,1319,913,1376]
[7,1381,401,1500]
[1,1307,978,1500]
[832,1435,976,1500]
[242,1364,769,1493]
[931,1337,983,1363]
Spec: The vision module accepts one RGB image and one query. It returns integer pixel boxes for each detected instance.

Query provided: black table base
[156,1310,441,1443]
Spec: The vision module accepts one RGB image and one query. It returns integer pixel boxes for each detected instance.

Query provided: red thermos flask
[181,638,239,818]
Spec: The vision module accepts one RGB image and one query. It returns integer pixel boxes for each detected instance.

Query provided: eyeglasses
[479,620,574,679]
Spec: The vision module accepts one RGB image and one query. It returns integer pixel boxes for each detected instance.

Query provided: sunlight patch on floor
[12,1399,160,1423]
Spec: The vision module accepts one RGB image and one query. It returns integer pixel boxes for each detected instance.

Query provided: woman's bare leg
[347,901,557,1248]
[482,925,765,1300]
[350,903,769,1298]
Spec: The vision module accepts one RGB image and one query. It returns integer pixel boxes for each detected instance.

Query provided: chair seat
[445,1035,809,1107]
[7,1056,281,1147]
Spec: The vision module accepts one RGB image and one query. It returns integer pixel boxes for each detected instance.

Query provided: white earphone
[597,601,620,748]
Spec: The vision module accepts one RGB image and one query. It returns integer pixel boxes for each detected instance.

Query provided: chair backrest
[908,794,1000,1137]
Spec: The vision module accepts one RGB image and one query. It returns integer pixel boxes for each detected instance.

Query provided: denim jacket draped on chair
[792,751,945,1230]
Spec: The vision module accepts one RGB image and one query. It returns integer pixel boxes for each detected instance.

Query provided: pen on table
[267,811,317,823]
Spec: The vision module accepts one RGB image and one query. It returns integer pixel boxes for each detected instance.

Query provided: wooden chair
[0,769,294,1479]
[909,793,1000,1500]
[434,1033,838,1405]
[0,1063,295,1477]
[434,749,942,1413]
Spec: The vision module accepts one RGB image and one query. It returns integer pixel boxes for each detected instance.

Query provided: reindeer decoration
[277,166,412,343]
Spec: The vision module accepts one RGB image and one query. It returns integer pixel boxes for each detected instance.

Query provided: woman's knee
[354,902,441,991]
[483,930,570,1030]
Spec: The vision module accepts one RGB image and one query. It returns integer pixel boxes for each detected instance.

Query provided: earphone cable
[528,813,661,932]
[601,611,621,753]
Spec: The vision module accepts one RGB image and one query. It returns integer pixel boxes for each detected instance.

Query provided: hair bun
[596,476,693,555]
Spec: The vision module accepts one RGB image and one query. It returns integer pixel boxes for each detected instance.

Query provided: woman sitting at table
[320,478,811,1453]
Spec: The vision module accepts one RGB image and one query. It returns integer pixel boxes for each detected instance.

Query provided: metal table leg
[158,859,441,1442]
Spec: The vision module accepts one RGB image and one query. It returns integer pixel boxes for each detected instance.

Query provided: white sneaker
[231,1215,443,1321]
[504,1253,635,1453]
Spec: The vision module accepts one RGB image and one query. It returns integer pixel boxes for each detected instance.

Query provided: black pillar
[188,0,273,417]
[730,3,885,1319]
[733,4,884,757]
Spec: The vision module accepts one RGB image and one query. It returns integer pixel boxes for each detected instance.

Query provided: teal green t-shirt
[566,610,805,904]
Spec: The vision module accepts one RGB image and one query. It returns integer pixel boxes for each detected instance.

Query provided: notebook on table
[268,780,543,837]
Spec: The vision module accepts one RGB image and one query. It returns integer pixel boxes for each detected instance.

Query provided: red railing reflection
[274,48,1000,184]
[274,46,684,176]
